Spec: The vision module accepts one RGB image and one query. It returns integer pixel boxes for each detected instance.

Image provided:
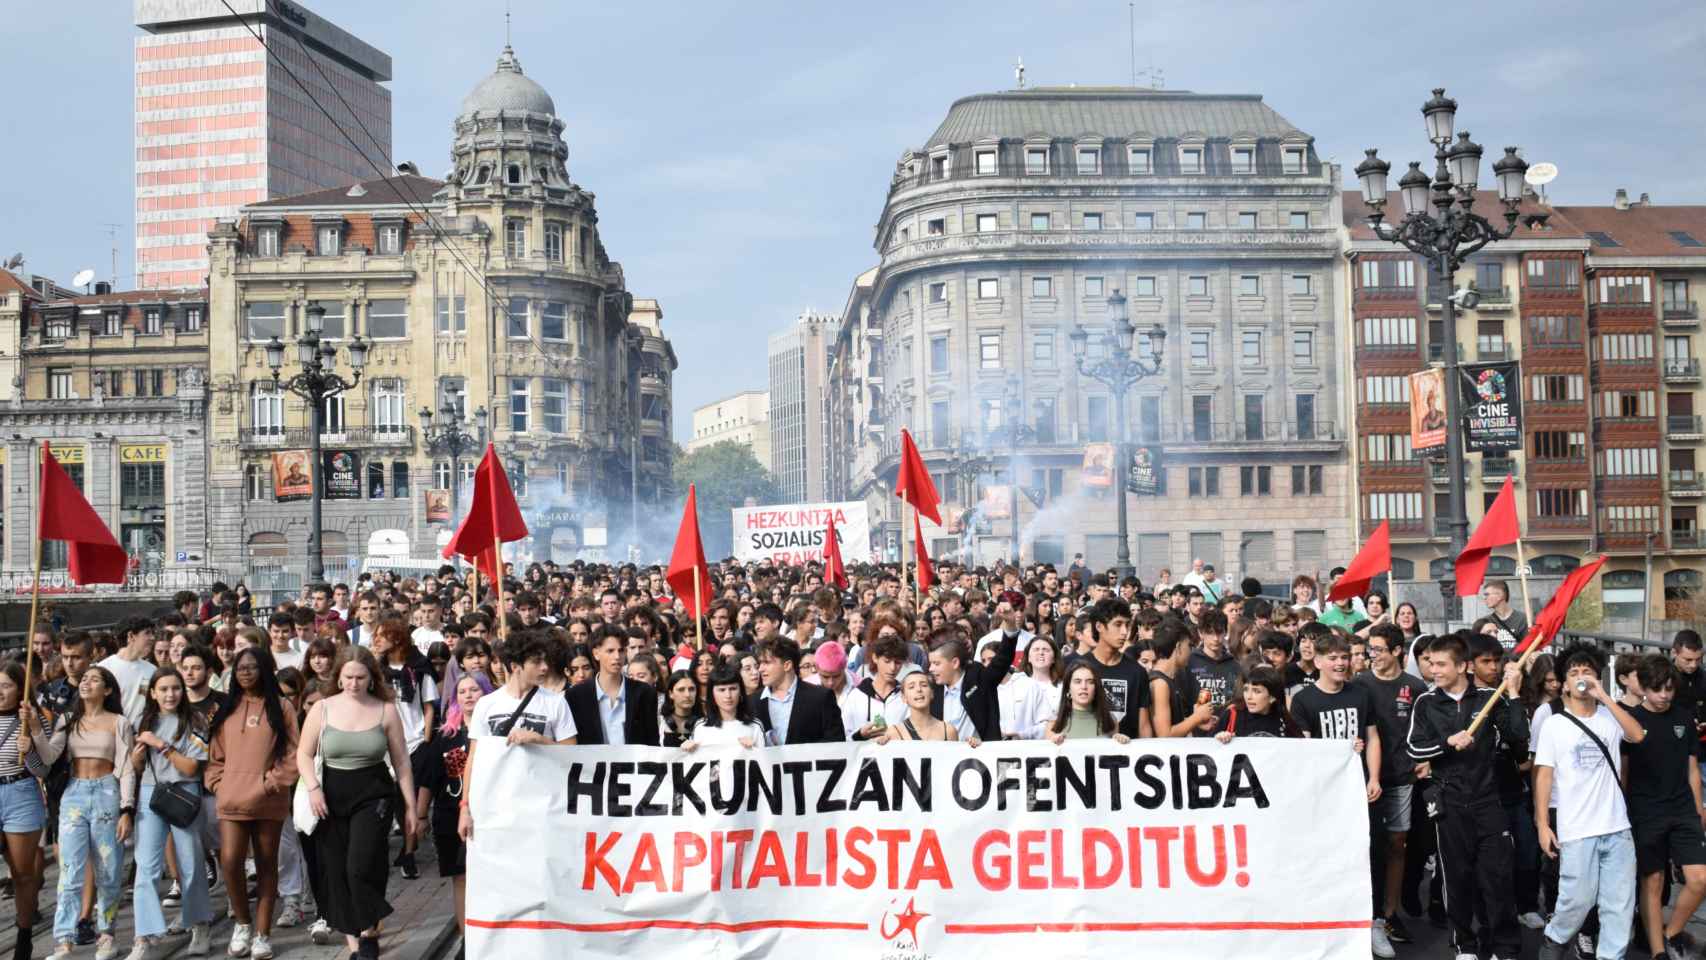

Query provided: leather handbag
[146,767,202,829]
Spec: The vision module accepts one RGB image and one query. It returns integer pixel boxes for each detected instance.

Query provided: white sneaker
[1455,954,1478,960]
[247,935,273,960]
[1370,920,1395,959]
[95,934,119,960]
[185,924,211,957]
[227,923,251,958]
[1517,911,1546,929]
[125,938,155,960]
[275,897,304,928]
[309,918,334,945]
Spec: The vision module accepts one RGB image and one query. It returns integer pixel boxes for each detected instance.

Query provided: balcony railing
[1674,529,1703,550]
[1476,344,1511,361]
[1669,415,1704,438]
[1155,420,1342,443]
[1670,470,1704,496]
[1429,460,1470,483]
[1665,358,1702,381]
[1482,456,1516,477]
[239,426,416,448]
[1663,303,1700,325]
[1356,285,1420,298]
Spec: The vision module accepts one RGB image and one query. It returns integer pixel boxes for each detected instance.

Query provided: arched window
[1602,569,1646,621]
[1530,554,1582,576]
[1390,557,1415,580]
[1428,557,1451,580]
[507,164,522,185]
[1486,556,1517,577]
[1665,569,1703,619]
[473,165,491,185]
[248,531,288,566]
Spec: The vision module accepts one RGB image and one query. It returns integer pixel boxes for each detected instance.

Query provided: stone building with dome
[203,45,675,582]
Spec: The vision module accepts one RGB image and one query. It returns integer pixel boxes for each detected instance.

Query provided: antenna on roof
[1014,56,1025,89]
[505,0,512,47]
[1129,3,1136,87]
[102,223,122,288]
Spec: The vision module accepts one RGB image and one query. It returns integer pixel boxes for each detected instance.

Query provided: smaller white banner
[731,501,871,565]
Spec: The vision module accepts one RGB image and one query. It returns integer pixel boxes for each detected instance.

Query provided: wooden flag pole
[21,446,45,715]
[1465,636,1548,736]
[692,563,704,650]
[1515,536,1536,625]
[1467,528,1538,736]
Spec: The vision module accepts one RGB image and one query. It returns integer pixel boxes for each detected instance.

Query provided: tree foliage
[672,441,785,558]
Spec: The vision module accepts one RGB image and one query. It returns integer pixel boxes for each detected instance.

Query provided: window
[1241,330,1262,366]
[1188,467,1220,496]
[1238,212,1258,229]
[251,383,283,434]
[142,308,161,335]
[321,394,345,436]
[1025,148,1048,174]
[1359,259,1416,289]
[1134,276,1156,297]
[101,311,120,336]
[1239,275,1260,296]
[393,461,413,498]
[1138,396,1161,442]
[504,218,527,259]
[366,299,407,339]
[181,306,202,332]
[544,222,564,263]
[436,296,466,335]
[1291,464,1323,495]
[1188,275,1209,297]
[47,367,72,399]
[1186,212,1206,230]
[1179,147,1203,173]
[929,282,946,304]
[1527,315,1582,344]
[979,333,1001,369]
[1289,275,1313,296]
[1535,488,1588,518]
[1601,447,1659,476]
[1530,374,1585,403]
[1133,212,1154,231]
[244,302,285,341]
[1128,147,1151,173]
[1365,492,1423,521]
[376,223,403,255]
[1231,147,1254,174]
[1034,397,1057,443]
[927,218,945,236]
[977,278,1000,299]
[1363,434,1414,461]
[1295,394,1316,438]
[929,336,949,374]
[1598,275,1652,304]
[371,381,406,435]
[1362,375,1410,405]
[1282,148,1305,174]
[1086,396,1109,441]
[1076,147,1100,174]
[1292,330,1315,365]
[1243,394,1265,439]
[1289,212,1310,229]
[1189,331,1211,367]
[931,155,947,179]
[555,463,571,495]
[1601,389,1656,418]
[1476,261,1503,292]
[366,461,386,499]
[541,301,568,340]
[1191,395,1213,441]
[1525,258,1581,289]
[1240,466,1271,496]
[255,227,280,257]
[1085,276,1104,298]
[314,301,346,340]
[438,377,467,420]
[1083,212,1103,231]
[132,368,165,397]
[315,224,340,256]
[1663,279,1691,310]
[975,150,997,176]
[1031,276,1052,298]
[507,298,530,338]
[1361,316,1417,346]
[543,379,568,433]
[1532,430,1586,461]
[579,226,592,266]
[509,378,530,432]
[976,213,998,233]
[930,400,951,445]
[1030,213,1050,231]
[245,463,272,501]
[1598,332,1654,362]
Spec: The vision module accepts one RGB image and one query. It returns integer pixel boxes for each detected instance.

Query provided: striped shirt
[0,712,49,780]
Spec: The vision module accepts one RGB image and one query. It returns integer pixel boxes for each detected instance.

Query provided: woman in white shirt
[683,664,765,750]
[987,636,1056,739]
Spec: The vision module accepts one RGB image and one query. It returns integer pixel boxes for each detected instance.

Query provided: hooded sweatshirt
[205,695,300,821]
[840,676,909,740]
[1187,646,1245,716]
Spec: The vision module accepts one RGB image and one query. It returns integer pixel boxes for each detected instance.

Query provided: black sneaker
[75,919,96,946]
[1383,913,1414,943]
[1426,900,1447,929]
[1574,932,1595,959]
[398,851,419,879]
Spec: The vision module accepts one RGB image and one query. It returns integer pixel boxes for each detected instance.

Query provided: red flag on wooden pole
[1327,521,1391,603]
[823,514,848,590]
[667,484,714,620]
[1456,475,1519,597]
[442,444,528,572]
[1514,555,1608,655]
[39,443,127,585]
[894,429,942,525]
[913,511,934,593]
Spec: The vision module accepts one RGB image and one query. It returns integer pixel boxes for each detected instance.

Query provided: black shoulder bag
[145,735,203,829]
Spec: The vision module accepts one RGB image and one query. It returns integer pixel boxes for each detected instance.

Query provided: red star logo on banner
[880,897,931,946]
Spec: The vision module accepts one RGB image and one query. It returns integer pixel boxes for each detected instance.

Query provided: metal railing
[239,425,416,447]
[1668,415,1703,435]
[1482,456,1515,476]
[1663,303,1699,322]
[1670,470,1704,492]
[1665,358,1701,379]
[0,566,217,598]
[1673,530,1703,549]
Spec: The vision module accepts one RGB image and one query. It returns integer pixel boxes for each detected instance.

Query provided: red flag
[666,484,714,619]
[442,444,528,570]
[1327,521,1391,603]
[1456,475,1520,597]
[37,443,126,584]
[913,512,934,593]
[894,429,941,525]
[1514,555,1607,655]
[823,515,848,590]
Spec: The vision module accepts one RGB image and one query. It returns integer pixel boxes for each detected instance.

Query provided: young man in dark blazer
[927,613,1019,744]
[566,623,660,746]
[751,636,845,745]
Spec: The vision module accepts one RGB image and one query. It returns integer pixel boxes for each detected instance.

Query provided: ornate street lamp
[419,403,488,530]
[264,302,368,583]
[1001,375,1036,564]
[1071,289,1166,578]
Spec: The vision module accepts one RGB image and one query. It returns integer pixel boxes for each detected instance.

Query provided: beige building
[203,44,674,578]
[687,390,771,464]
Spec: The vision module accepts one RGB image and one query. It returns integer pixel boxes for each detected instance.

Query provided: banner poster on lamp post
[321,450,361,500]
[1460,361,1522,453]
[1127,444,1164,495]
[1408,368,1448,454]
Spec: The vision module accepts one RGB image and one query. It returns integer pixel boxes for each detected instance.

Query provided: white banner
[466,739,1372,960]
[730,501,871,565]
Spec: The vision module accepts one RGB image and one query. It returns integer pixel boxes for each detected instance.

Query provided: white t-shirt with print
[469,686,577,742]
[1533,703,1629,844]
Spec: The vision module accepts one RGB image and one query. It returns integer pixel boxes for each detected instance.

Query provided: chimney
[1614,188,1630,210]
[1639,192,1651,206]
[94,281,112,295]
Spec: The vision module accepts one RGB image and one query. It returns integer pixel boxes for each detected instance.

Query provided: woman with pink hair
[414,671,492,951]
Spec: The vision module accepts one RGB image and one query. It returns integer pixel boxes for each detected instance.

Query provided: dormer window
[974,150,998,176]
[255,226,281,257]
[507,164,523,185]
[1283,147,1306,174]
[375,222,404,255]
[1231,147,1255,174]
[102,311,122,336]
[1025,148,1048,175]
[143,308,162,335]
[473,165,491,185]
[1179,147,1204,174]
[315,225,341,256]
[1128,147,1152,173]
[931,154,948,179]
[1076,147,1101,175]
[182,306,203,332]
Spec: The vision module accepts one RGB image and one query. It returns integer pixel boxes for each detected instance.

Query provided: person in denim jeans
[1534,644,1645,960]
[37,666,133,960]
[0,660,53,960]
[129,668,213,958]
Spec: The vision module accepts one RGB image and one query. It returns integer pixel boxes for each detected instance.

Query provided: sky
[5,0,1705,440]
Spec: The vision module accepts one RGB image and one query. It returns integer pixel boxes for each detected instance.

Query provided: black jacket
[931,630,1019,741]
[1405,683,1528,808]
[750,677,846,745]
[566,677,660,746]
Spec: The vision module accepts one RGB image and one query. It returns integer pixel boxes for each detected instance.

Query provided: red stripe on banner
[467,918,869,934]
[943,919,1369,934]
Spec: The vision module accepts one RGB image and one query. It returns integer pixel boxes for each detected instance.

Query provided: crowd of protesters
[0,556,1701,960]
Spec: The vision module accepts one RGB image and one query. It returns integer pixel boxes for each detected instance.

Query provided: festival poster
[1127,444,1164,495]
[322,450,361,500]
[731,501,871,565]
[466,739,1373,960]
[1408,368,1448,454]
[271,450,312,502]
[1081,443,1114,487]
[1460,361,1522,453]
[979,484,1011,520]
[424,489,451,524]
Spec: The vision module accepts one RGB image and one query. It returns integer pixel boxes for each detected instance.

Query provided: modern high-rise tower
[133,0,392,289]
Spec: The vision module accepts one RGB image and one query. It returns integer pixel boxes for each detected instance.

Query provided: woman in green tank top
[1047,662,1131,744]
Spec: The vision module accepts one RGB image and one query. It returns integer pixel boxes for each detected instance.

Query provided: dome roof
[459,45,555,117]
